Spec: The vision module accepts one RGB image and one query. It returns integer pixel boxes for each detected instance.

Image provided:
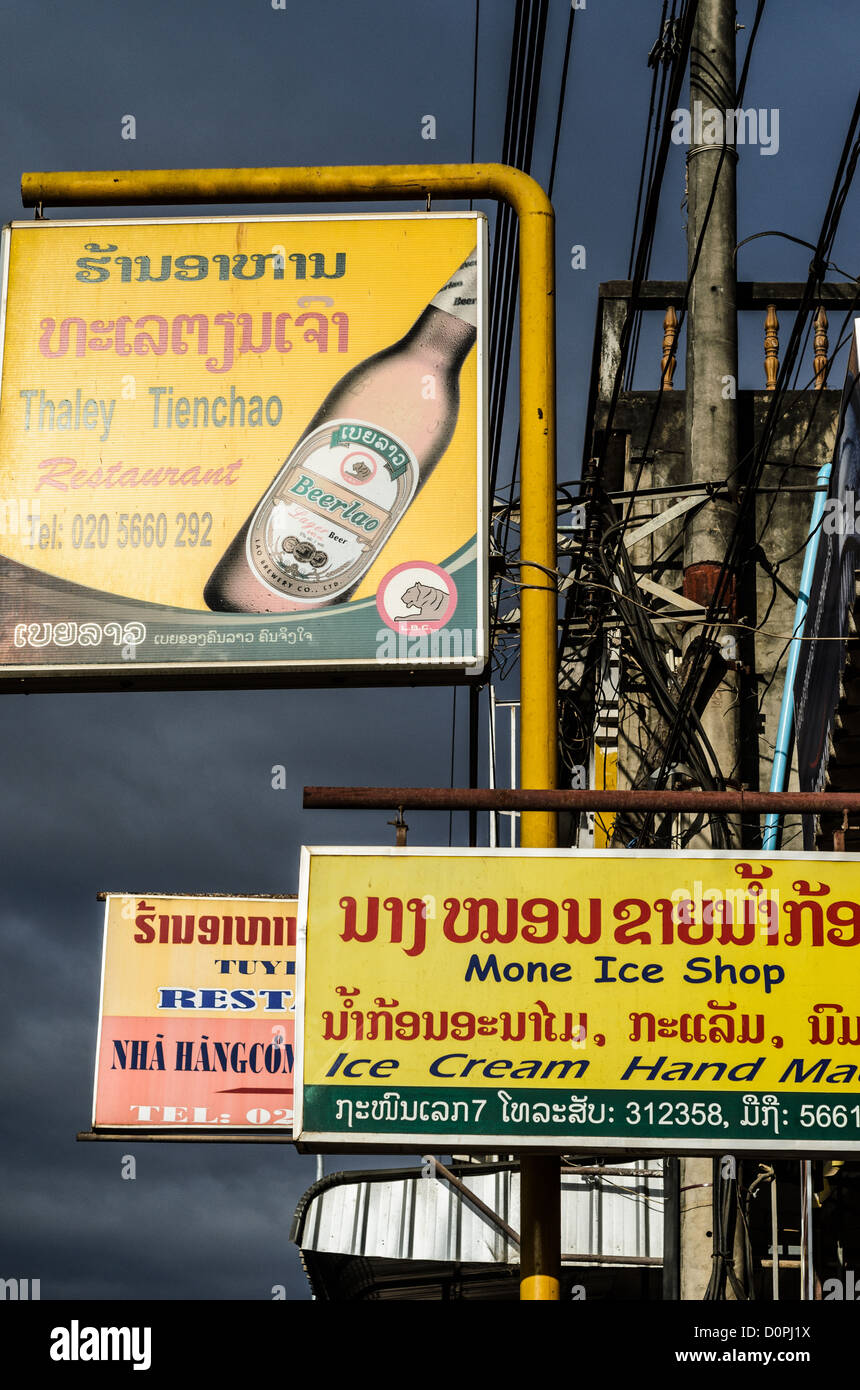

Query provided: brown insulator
[764,304,779,391]
[814,306,829,389]
[661,305,678,389]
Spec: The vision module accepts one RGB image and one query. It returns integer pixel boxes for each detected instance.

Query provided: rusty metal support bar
[563,1167,662,1177]
[424,1156,520,1247]
[304,785,860,816]
[561,1253,662,1267]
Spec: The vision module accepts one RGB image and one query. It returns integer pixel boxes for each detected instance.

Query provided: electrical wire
[487,0,549,504]
[448,688,457,847]
[470,0,480,167]
[651,87,860,811]
[596,0,766,565]
[558,0,705,670]
[488,0,577,672]
[570,2,860,846]
[626,1,677,389]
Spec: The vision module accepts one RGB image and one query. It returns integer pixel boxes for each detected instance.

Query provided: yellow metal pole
[22,165,559,1297]
[495,171,560,1302]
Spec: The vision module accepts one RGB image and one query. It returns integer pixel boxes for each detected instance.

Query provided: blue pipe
[762,463,832,849]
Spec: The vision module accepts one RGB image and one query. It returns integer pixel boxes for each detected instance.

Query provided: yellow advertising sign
[296,848,860,1152]
[92,893,297,1134]
[0,214,486,684]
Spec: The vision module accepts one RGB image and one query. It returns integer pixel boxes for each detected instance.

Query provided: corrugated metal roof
[293,1160,664,1266]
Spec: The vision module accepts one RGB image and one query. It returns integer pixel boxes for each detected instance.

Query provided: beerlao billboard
[0,214,487,686]
[295,848,860,1154]
[91,893,297,1135]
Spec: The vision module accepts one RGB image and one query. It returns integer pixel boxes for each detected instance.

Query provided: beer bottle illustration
[204,249,478,613]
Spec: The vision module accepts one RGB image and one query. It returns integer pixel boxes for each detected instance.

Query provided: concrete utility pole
[680,0,741,1301]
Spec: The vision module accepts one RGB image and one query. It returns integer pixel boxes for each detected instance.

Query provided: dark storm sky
[0,0,857,1301]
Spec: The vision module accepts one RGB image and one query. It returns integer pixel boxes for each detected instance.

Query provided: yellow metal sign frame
[21,166,556,829]
[23,164,558,1297]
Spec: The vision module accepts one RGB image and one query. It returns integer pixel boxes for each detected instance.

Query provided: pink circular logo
[376,562,458,634]
[339,451,377,486]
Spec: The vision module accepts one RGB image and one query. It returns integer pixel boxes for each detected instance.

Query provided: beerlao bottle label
[245,417,419,602]
[204,245,478,615]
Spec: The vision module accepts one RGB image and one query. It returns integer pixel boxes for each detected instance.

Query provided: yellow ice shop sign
[295,848,860,1153]
[0,214,486,684]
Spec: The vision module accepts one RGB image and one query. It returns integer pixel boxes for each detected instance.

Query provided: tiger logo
[394,581,450,621]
